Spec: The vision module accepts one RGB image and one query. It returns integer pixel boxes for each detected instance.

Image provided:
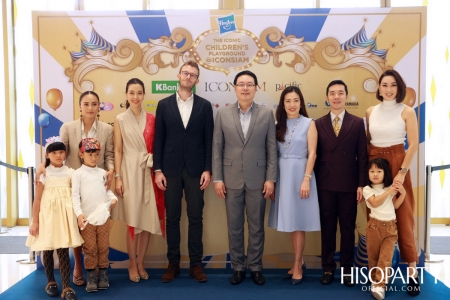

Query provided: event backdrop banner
[33,7,426,269]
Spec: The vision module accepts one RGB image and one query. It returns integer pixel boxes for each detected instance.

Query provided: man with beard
[154,61,214,283]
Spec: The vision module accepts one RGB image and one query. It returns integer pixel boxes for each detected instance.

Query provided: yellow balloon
[404,87,416,107]
[46,88,63,110]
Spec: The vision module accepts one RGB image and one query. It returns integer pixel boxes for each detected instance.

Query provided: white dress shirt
[330,110,345,127]
[72,164,117,218]
[176,91,194,128]
[238,102,253,139]
[81,120,97,138]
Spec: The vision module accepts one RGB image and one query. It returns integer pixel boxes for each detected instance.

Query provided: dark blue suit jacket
[153,93,214,177]
[314,111,368,192]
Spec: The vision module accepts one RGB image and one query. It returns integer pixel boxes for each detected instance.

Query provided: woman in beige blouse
[37,91,114,285]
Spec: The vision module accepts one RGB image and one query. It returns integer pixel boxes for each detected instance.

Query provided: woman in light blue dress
[268,86,321,284]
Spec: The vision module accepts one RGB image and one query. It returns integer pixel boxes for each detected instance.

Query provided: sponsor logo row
[151,81,358,109]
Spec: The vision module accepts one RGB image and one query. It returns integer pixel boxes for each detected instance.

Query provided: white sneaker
[371,286,385,300]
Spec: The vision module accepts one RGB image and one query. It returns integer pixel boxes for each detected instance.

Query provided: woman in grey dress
[268,86,320,284]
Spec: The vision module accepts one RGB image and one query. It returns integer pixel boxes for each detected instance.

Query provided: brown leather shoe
[189,265,207,283]
[162,263,180,283]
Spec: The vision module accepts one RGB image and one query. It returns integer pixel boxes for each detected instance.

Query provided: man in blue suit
[154,61,214,283]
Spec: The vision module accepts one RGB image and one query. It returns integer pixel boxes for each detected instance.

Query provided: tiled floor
[1,225,449,294]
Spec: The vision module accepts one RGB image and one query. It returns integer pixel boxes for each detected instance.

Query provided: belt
[140,153,153,169]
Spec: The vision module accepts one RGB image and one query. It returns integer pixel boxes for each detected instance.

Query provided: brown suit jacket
[314,111,367,192]
[60,119,114,170]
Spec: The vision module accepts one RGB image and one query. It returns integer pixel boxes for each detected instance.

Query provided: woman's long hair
[275,86,308,142]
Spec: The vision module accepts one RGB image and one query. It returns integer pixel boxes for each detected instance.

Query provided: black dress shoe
[46,282,58,297]
[343,276,355,287]
[407,276,420,296]
[230,271,245,285]
[251,271,265,285]
[320,272,334,285]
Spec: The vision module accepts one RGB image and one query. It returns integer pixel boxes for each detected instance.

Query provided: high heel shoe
[128,269,140,283]
[291,277,303,285]
[283,263,306,279]
[139,272,149,280]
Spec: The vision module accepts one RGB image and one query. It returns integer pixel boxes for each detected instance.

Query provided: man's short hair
[326,80,348,95]
[233,70,258,86]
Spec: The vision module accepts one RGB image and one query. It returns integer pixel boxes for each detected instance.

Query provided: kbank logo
[217,13,237,35]
[152,81,196,94]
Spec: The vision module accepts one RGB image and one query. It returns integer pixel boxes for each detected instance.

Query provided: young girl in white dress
[26,136,83,300]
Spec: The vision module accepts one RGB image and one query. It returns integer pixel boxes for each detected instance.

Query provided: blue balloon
[38,113,50,128]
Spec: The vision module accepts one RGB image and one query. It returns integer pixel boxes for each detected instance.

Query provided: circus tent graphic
[340,24,388,60]
[69,26,116,62]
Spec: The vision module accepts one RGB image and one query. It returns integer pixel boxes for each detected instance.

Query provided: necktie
[333,116,340,137]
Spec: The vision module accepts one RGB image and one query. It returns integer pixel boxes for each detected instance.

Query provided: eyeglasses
[181,71,198,80]
[235,83,256,89]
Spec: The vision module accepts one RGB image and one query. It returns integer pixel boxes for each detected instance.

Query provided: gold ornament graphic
[142,27,193,75]
[258,27,314,74]
[314,37,387,80]
[65,39,142,93]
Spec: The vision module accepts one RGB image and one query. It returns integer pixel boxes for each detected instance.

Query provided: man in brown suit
[314,80,367,287]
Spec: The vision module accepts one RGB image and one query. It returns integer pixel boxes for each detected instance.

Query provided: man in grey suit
[212,70,277,286]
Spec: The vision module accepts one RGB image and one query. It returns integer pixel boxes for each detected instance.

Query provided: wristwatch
[399,168,408,174]
[304,173,313,179]
[114,174,121,178]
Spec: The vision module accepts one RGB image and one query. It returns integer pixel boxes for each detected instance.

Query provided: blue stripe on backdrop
[1,268,448,299]
[417,101,425,144]
[34,104,63,145]
[126,10,171,43]
[285,9,331,42]
[405,101,425,150]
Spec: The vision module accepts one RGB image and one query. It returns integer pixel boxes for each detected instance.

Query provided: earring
[80,109,83,120]
[97,112,100,121]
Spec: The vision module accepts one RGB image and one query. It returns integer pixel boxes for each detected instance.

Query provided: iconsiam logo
[217,13,237,35]
[204,82,266,92]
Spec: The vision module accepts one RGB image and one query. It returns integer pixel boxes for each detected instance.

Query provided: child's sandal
[61,287,77,300]
[45,281,58,297]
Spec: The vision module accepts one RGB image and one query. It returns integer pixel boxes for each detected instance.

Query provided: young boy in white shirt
[72,138,117,293]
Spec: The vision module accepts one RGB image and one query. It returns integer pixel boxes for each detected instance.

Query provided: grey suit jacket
[212,102,277,190]
[60,119,114,170]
